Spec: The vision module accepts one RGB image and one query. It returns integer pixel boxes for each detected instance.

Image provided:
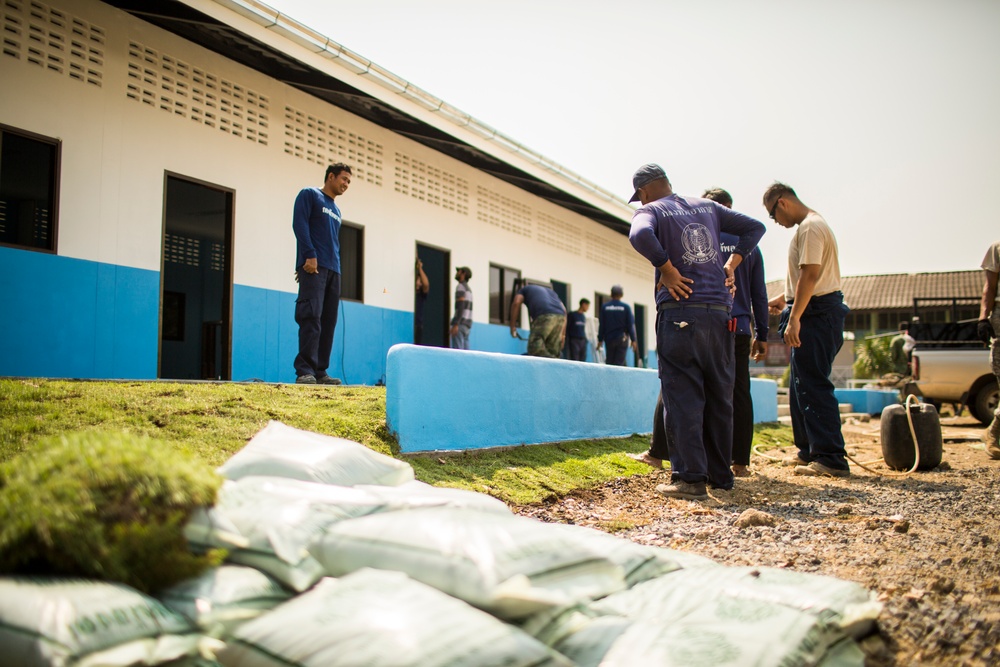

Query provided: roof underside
[102,0,631,235]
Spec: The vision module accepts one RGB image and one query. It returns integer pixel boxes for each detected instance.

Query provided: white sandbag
[218,421,413,486]
[546,524,717,587]
[310,507,625,620]
[218,570,573,667]
[595,565,881,639]
[157,565,293,638]
[0,576,208,667]
[578,609,858,667]
[184,477,388,591]
[354,479,511,514]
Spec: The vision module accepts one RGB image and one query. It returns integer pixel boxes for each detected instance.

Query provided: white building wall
[1,0,654,331]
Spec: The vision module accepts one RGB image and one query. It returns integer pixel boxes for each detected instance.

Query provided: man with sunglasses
[628,164,766,500]
[764,182,851,477]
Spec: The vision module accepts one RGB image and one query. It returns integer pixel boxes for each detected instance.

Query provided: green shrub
[0,431,224,593]
[853,336,893,379]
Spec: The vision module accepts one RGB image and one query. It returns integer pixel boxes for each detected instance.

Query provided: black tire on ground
[972,381,1000,425]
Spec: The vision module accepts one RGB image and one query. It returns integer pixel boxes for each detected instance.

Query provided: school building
[0,0,657,384]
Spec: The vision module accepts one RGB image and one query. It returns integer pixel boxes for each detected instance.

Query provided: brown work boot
[655,480,708,501]
[794,461,851,478]
[983,420,1000,459]
[732,464,751,478]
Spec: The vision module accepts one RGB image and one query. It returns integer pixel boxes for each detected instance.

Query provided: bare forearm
[790,267,820,321]
[981,272,999,320]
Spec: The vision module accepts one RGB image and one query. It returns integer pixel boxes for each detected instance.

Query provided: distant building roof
[766,270,983,312]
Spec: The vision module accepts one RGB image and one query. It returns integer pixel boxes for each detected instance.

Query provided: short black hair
[325,163,352,180]
[763,181,796,205]
[702,188,733,208]
[579,298,590,307]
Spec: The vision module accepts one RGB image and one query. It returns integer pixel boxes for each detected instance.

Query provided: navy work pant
[605,334,629,366]
[294,268,341,378]
[567,336,587,361]
[732,334,754,466]
[783,293,850,470]
[657,305,735,490]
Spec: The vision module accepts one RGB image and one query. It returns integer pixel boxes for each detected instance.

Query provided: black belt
[659,302,730,313]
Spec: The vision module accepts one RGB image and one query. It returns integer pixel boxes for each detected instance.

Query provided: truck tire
[972,381,1000,425]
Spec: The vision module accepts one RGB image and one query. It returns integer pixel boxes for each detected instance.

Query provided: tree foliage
[853,336,894,379]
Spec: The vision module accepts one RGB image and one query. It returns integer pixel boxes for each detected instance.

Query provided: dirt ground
[513,415,1000,666]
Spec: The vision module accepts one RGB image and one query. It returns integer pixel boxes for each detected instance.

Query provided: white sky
[264,0,1000,282]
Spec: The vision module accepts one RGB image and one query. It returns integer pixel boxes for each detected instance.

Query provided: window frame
[339,220,364,302]
[489,262,522,325]
[0,124,61,254]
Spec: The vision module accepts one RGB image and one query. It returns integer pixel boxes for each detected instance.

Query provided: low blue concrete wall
[750,378,779,423]
[386,344,660,453]
[0,247,159,379]
[834,388,900,415]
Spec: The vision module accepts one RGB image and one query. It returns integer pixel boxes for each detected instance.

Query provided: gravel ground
[513,415,1000,666]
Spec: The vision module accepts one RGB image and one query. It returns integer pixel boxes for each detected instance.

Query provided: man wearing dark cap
[628,164,766,500]
[599,285,638,366]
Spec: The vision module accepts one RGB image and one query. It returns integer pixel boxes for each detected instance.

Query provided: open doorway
[415,243,450,347]
[159,174,233,380]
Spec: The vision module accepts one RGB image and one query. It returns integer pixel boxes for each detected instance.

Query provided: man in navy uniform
[599,286,638,366]
[628,164,765,499]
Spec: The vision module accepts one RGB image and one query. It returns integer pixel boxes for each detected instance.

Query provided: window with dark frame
[489,263,522,324]
[0,125,59,253]
[340,222,364,302]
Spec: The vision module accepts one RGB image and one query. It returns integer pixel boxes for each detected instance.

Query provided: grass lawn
[0,378,793,505]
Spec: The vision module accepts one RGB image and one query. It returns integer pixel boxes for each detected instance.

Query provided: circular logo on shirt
[681,223,718,264]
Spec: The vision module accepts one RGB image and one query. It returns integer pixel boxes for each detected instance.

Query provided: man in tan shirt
[978,241,1000,459]
[764,182,851,477]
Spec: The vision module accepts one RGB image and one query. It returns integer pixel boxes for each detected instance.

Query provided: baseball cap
[628,163,667,203]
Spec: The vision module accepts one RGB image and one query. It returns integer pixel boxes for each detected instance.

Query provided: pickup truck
[909,297,998,424]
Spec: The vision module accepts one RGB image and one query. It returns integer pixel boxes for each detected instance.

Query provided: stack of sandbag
[216,420,415,486]
[157,565,294,638]
[218,569,573,667]
[0,577,216,667]
[310,506,627,620]
[517,563,881,666]
[169,420,882,666]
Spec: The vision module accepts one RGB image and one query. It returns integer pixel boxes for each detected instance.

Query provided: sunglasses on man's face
[768,197,782,220]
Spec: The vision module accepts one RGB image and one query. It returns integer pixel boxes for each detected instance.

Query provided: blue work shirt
[292,187,342,273]
[720,233,769,339]
[629,195,765,308]
[518,285,566,318]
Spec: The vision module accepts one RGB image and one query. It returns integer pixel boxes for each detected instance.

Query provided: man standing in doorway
[509,281,567,358]
[450,266,473,349]
[292,163,351,385]
[977,241,1000,459]
[628,163,765,499]
[566,298,590,361]
[599,285,638,366]
[764,182,851,477]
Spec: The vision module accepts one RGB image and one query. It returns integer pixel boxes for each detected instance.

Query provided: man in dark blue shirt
[628,164,765,500]
[566,298,590,361]
[510,282,567,358]
[598,286,638,366]
[292,163,351,385]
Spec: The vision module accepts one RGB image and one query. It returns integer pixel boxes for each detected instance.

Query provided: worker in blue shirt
[291,163,352,385]
[598,286,638,366]
[628,164,765,500]
[566,298,590,361]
